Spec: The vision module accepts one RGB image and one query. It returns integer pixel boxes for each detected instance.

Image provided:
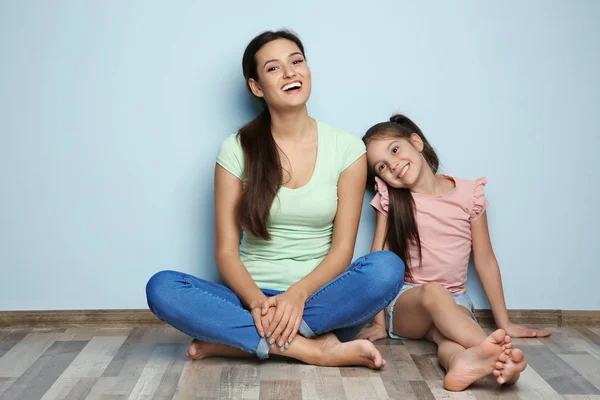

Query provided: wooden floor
[0,326,600,399]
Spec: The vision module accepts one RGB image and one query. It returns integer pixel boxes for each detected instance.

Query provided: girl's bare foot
[494,348,527,384]
[444,329,507,391]
[186,339,250,360]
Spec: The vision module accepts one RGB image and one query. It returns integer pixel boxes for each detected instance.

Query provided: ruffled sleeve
[370,176,390,216]
[470,177,489,221]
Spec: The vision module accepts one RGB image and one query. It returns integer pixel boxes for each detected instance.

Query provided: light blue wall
[1,1,598,311]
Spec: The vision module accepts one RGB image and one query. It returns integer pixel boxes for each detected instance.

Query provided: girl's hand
[504,322,551,338]
[357,323,388,342]
[262,291,306,351]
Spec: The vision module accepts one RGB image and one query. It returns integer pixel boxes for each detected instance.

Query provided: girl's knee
[420,282,454,308]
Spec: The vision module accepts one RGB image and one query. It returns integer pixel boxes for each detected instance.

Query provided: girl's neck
[410,168,449,196]
[269,106,313,142]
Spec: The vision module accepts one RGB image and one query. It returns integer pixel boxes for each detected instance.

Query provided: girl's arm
[357,209,389,341]
[471,211,550,337]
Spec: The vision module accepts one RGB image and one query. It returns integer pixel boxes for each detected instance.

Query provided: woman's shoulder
[318,121,362,144]
[216,133,244,180]
[318,121,366,173]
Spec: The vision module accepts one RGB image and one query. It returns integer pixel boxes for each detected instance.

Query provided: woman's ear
[248,78,264,98]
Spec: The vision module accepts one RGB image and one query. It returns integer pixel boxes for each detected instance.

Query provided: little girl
[359,115,550,391]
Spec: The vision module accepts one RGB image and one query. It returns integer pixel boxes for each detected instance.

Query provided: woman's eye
[267,66,278,72]
[292,59,304,65]
[392,147,398,154]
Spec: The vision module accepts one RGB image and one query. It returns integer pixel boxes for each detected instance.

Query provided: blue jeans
[146,250,404,359]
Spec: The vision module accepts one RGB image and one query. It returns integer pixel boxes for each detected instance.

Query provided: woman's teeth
[282,82,301,91]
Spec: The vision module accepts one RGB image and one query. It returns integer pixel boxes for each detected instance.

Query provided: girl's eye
[378,164,386,171]
[267,66,278,72]
[392,147,398,154]
[292,58,304,65]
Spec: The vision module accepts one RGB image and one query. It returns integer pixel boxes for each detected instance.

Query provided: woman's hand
[262,290,306,351]
[503,322,551,338]
[249,299,275,338]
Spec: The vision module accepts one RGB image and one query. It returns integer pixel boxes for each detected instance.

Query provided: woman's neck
[269,106,313,142]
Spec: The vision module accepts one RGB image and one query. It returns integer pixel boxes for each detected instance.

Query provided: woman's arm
[472,211,550,337]
[214,164,273,334]
[288,154,367,299]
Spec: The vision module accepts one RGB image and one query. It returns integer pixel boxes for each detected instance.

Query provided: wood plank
[468,375,519,400]
[259,359,300,381]
[410,381,437,400]
[0,310,164,329]
[411,354,445,380]
[0,329,30,358]
[0,331,61,377]
[60,336,128,378]
[511,364,567,400]
[521,344,600,395]
[563,312,600,327]
[403,339,437,356]
[39,377,97,400]
[474,310,560,328]
[172,358,222,399]
[300,365,345,400]
[0,340,87,400]
[426,379,477,399]
[0,378,16,396]
[126,343,182,399]
[93,343,156,397]
[3,309,597,329]
[374,380,436,400]
[378,343,423,383]
[341,377,389,400]
[560,354,600,391]
[216,360,260,400]
[151,343,188,400]
[258,379,302,400]
[58,328,132,341]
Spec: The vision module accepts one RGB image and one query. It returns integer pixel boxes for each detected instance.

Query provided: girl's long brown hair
[362,115,439,281]
[237,30,306,239]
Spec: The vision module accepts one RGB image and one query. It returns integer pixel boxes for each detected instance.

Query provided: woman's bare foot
[494,348,527,384]
[186,339,251,360]
[444,329,508,391]
[273,333,386,369]
[318,333,386,369]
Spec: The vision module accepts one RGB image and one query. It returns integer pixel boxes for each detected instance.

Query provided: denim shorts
[385,283,476,340]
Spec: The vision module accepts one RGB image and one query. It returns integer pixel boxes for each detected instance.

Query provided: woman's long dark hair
[362,115,439,281]
[237,30,305,239]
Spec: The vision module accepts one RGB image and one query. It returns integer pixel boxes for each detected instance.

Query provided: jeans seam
[307,256,366,303]
[329,279,403,332]
[182,276,248,312]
